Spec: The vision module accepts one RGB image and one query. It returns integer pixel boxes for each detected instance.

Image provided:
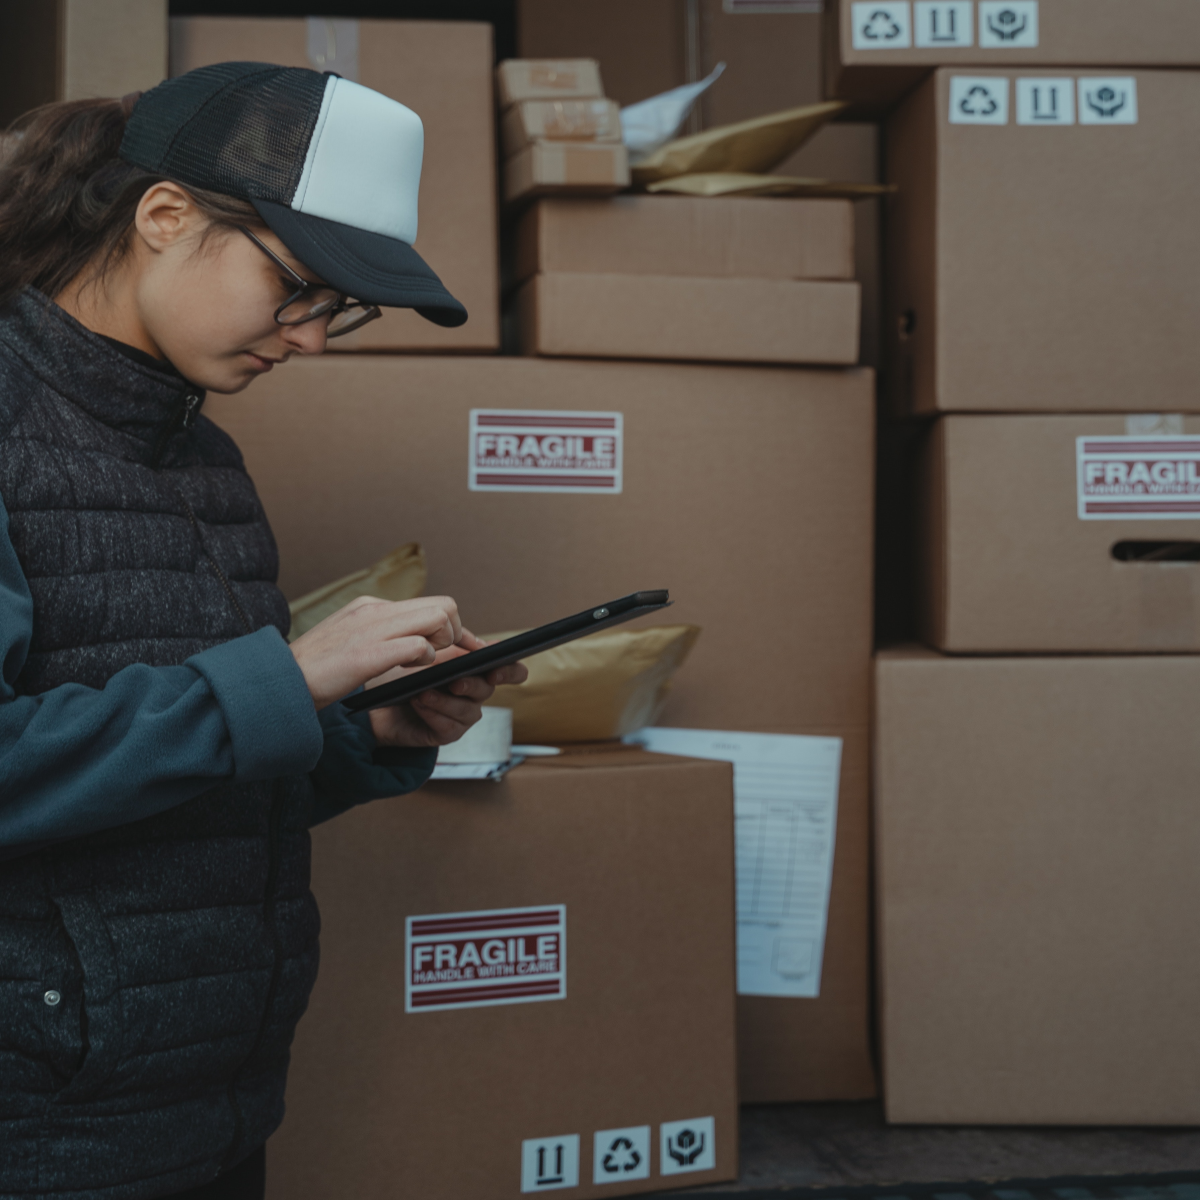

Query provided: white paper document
[628,728,842,998]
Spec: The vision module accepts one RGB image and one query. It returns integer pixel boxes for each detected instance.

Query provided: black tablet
[341,590,672,713]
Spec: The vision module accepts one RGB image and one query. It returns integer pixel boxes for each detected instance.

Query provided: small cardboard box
[513,196,855,285]
[825,0,1200,115]
[170,16,499,353]
[875,647,1200,1124]
[920,414,1200,652]
[504,141,630,203]
[267,749,738,1199]
[886,68,1200,414]
[516,272,860,365]
[206,354,876,1102]
[0,0,167,125]
[497,58,605,108]
[501,97,622,156]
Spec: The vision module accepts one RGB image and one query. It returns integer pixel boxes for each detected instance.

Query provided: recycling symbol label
[592,1126,650,1184]
[851,1,912,49]
[659,1117,717,1177]
[978,1,1039,48]
[1078,77,1138,125]
[948,76,1010,125]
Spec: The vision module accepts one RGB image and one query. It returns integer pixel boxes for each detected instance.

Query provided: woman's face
[131,184,332,393]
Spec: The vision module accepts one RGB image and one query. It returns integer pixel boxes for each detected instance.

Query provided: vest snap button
[43,989,61,1007]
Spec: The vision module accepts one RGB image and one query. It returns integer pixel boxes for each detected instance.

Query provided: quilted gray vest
[0,292,320,1199]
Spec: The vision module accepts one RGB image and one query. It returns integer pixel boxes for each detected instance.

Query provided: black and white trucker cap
[120,61,467,327]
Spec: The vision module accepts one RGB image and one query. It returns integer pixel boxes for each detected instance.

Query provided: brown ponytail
[0,97,259,312]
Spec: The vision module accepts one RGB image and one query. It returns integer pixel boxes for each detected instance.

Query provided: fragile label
[470,410,622,494]
[1078,77,1138,125]
[1077,436,1200,520]
[915,2,973,47]
[406,905,566,1012]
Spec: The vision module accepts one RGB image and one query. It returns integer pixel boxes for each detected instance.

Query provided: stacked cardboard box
[866,10,1200,1123]
[497,59,631,203]
[206,352,878,1108]
[513,195,861,365]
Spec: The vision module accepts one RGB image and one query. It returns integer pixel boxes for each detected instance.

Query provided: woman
[0,63,524,1199]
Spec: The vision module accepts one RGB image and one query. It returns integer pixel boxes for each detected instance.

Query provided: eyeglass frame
[238,225,382,338]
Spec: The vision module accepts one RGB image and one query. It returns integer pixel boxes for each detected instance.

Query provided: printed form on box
[628,728,842,998]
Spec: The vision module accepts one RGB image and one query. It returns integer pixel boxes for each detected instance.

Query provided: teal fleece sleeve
[307,703,437,827]
[0,492,324,854]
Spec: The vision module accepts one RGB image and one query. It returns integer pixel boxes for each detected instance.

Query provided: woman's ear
[133,182,202,254]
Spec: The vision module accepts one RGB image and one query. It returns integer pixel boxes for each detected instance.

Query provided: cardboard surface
[170,17,499,353]
[513,196,854,284]
[501,97,622,156]
[919,415,1200,652]
[268,753,738,1198]
[504,141,630,203]
[516,273,861,365]
[207,355,876,1102]
[886,68,1200,414]
[875,648,1200,1123]
[826,0,1200,115]
[497,57,605,108]
[0,0,167,125]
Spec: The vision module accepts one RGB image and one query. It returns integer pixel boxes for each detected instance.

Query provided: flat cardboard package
[516,274,860,365]
[268,749,738,1199]
[496,58,605,108]
[921,414,1200,652]
[170,17,498,353]
[513,196,854,284]
[504,141,630,203]
[206,354,876,1101]
[886,68,1200,414]
[825,0,1200,116]
[502,97,622,156]
[0,0,167,126]
[875,648,1200,1124]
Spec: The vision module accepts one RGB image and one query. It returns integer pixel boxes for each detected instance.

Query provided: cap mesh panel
[120,63,327,204]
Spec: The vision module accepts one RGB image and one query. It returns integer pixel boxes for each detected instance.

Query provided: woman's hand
[289,595,466,710]
[366,631,529,749]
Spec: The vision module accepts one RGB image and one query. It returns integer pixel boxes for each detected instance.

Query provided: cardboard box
[886,68,1200,414]
[825,0,1200,116]
[170,17,499,354]
[497,58,605,108]
[516,272,860,365]
[504,141,630,203]
[502,98,622,157]
[516,1,684,108]
[0,0,167,126]
[513,196,855,285]
[875,647,1200,1124]
[267,749,738,1199]
[920,414,1200,652]
[206,355,876,1101]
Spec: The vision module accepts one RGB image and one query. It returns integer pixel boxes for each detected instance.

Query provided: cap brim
[253,199,468,328]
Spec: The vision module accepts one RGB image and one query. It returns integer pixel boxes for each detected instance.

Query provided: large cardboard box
[886,68,1200,414]
[268,749,738,1199]
[170,17,498,354]
[875,648,1200,1124]
[206,354,876,1101]
[0,0,167,126]
[513,196,854,284]
[826,0,1200,116]
[920,414,1200,652]
[516,273,860,365]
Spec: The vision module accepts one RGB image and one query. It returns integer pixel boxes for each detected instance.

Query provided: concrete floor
[673,1102,1200,1194]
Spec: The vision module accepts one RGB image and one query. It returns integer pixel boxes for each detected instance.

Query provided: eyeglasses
[239,225,382,338]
